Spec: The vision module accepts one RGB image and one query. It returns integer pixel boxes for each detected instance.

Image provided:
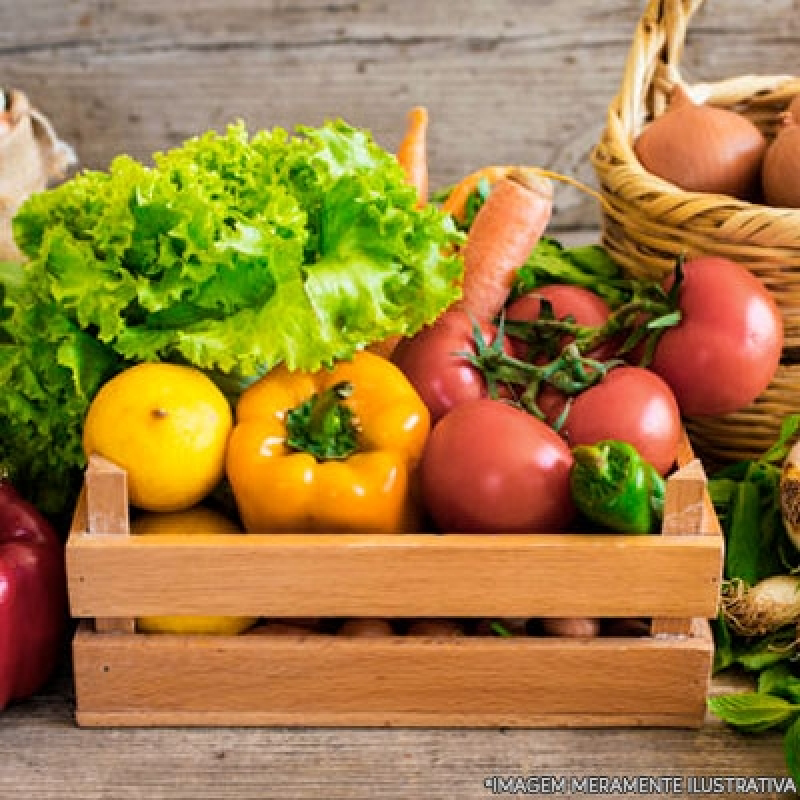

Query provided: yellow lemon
[133,507,258,635]
[83,363,233,512]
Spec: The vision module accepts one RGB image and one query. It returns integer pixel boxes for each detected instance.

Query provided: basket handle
[615,0,704,138]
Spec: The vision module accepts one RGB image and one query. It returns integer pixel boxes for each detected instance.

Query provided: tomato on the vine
[506,284,616,361]
[649,256,783,416]
[420,398,576,532]
[391,310,510,423]
[560,366,682,476]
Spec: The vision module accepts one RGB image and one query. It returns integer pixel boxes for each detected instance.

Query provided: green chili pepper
[569,440,666,534]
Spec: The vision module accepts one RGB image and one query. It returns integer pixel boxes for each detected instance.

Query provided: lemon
[133,507,258,635]
[83,363,233,512]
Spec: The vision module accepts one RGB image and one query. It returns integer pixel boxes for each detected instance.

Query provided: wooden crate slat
[72,619,713,729]
[652,457,718,636]
[67,531,721,619]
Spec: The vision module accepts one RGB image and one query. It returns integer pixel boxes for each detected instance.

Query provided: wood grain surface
[2,0,799,230]
[1,662,791,800]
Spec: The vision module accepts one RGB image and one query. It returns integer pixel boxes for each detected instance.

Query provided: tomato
[534,384,570,426]
[391,310,509,423]
[506,284,616,361]
[649,256,783,416]
[420,398,576,532]
[560,366,682,476]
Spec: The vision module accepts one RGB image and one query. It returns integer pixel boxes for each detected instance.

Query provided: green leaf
[708,692,799,733]
[512,237,628,308]
[785,716,800,785]
[726,479,767,584]
[563,244,620,279]
[734,628,797,671]
[756,664,800,704]
[762,414,800,464]
[711,460,752,482]
[462,176,491,229]
[645,310,682,330]
[711,614,736,674]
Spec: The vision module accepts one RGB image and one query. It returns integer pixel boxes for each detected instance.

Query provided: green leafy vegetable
[710,415,800,588]
[708,414,800,786]
[786,718,800,781]
[513,237,629,308]
[727,477,777,585]
[0,119,463,514]
[707,692,799,734]
[758,664,800,703]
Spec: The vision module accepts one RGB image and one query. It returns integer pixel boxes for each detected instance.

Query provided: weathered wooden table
[4,0,798,234]
[1,660,790,800]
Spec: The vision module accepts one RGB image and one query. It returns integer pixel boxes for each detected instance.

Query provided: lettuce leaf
[0,119,463,514]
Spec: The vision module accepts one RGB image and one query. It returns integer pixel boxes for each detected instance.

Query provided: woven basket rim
[591,0,800,218]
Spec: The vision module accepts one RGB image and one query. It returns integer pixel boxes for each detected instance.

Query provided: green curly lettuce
[0,119,463,515]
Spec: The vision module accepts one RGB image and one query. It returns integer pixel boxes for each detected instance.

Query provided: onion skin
[762,112,800,208]
[634,85,767,201]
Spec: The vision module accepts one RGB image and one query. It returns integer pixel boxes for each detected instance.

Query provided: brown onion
[762,112,800,207]
[634,84,767,200]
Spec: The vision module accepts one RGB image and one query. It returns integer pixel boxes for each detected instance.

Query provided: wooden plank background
[2,0,799,231]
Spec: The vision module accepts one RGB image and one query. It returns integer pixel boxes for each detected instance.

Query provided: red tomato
[560,366,682,476]
[535,384,570,426]
[420,398,576,532]
[649,256,783,416]
[391,310,509,423]
[506,284,616,361]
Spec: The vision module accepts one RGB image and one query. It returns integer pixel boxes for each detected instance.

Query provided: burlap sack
[0,88,76,261]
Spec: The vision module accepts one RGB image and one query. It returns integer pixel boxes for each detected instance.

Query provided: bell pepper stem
[572,443,612,479]
[286,381,359,461]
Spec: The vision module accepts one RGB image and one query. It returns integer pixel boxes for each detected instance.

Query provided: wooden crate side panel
[74,709,706,729]
[66,432,722,621]
[72,620,713,729]
[653,457,721,636]
[66,532,722,619]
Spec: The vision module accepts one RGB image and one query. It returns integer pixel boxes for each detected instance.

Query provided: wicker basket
[591,0,800,464]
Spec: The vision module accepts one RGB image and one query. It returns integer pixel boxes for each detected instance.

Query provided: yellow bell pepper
[226,351,430,533]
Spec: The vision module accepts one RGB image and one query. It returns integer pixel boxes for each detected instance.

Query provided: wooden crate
[66,435,723,728]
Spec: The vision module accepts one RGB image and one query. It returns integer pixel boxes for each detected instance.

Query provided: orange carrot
[454,168,553,321]
[440,165,514,223]
[396,106,429,207]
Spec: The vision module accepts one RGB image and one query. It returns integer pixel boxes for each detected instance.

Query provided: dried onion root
[722,575,800,638]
